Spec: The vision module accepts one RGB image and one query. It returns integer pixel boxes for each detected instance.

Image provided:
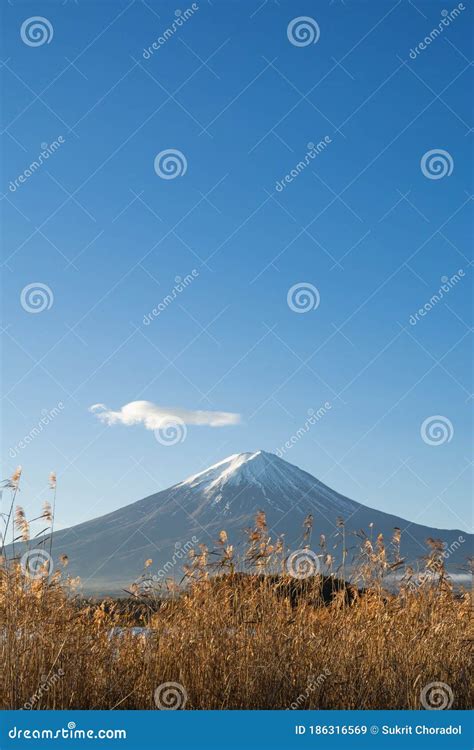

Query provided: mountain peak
[174,449,359,517]
[175,450,302,514]
[177,450,275,490]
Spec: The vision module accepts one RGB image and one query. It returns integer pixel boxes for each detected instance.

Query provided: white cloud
[89,400,241,430]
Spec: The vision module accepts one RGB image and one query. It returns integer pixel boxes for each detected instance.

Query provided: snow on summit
[175,450,360,516]
[178,451,285,492]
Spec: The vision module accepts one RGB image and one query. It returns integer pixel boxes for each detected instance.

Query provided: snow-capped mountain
[174,451,359,518]
[15,451,471,594]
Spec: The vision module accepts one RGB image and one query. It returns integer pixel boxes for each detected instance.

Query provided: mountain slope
[13,451,471,594]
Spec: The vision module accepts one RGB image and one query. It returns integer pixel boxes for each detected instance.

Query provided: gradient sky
[1,0,472,536]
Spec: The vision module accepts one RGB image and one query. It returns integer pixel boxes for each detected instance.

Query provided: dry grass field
[0,472,472,711]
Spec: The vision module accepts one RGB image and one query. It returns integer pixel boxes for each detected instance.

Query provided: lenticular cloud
[89,400,241,431]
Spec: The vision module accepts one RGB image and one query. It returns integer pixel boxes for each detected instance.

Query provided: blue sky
[1,0,472,534]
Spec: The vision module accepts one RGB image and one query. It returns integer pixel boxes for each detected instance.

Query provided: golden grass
[0,470,472,710]
[0,556,472,710]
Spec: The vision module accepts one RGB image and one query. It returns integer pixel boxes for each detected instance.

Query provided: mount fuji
[26,451,471,594]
